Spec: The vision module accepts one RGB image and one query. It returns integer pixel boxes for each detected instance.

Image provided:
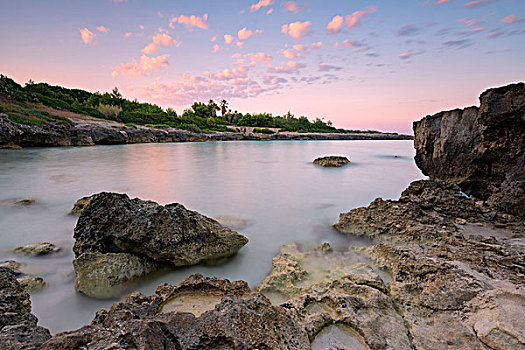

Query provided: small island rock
[313,156,350,167]
[14,242,60,256]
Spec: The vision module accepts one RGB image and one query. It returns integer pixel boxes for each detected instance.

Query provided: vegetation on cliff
[0,74,383,134]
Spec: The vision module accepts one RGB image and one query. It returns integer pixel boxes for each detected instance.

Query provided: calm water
[0,140,423,333]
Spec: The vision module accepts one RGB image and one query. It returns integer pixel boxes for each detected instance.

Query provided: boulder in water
[313,156,350,167]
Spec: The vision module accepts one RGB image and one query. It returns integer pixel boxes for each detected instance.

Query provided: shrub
[253,127,276,134]
[98,104,122,118]
[177,123,202,133]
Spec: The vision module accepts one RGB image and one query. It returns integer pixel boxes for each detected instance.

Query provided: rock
[0,261,25,276]
[16,276,46,293]
[0,198,35,207]
[41,274,310,350]
[14,242,60,256]
[73,192,248,266]
[413,82,525,216]
[313,156,350,167]
[69,196,92,214]
[456,217,467,225]
[257,242,385,303]
[0,267,51,349]
[73,252,163,299]
[215,215,254,230]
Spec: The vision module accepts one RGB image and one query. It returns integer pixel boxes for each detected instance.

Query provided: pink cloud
[250,0,274,12]
[266,8,274,15]
[399,51,423,60]
[268,61,306,74]
[124,32,133,38]
[224,34,234,44]
[327,16,344,34]
[293,44,309,53]
[113,0,128,3]
[238,28,253,40]
[246,52,273,63]
[80,28,95,45]
[283,1,304,13]
[311,41,323,49]
[142,32,181,54]
[435,0,453,4]
[212,44,220,53]
[112,54,170,78]
[139,24,145,31]
[502,15,518,25]
[282,48,301,59]
[281,21,312,41]
[96,26,110,33]
[211,35,217,42]
[346,6,377,29]
[464,0,493,6]
[236,41,244,48]
[169,14,209,30]
[327,7,376,34]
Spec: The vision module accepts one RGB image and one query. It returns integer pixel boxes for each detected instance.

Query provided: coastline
[0,115,412,149]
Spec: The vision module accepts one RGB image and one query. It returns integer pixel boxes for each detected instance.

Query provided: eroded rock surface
[0,267,51,350]
[73,192,248,266]
[42,274,310,350]
[413,82,525,216]
[313,156,350,167]
[14,242,60,256]
[333,179,524,349]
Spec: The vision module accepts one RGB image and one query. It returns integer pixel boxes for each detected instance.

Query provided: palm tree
[220,100,228,120]
[208,99,219,118]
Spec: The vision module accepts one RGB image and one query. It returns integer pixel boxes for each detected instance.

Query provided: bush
[98,104,122,118]
[177,123,203,133]
[253,127,276,134]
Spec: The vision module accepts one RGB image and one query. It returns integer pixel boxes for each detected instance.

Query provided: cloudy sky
[1,0,524,133]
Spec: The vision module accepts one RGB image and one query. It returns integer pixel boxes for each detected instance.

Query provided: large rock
[413,82,525,216]
[73,192,248,266]
[41,274,310,350]
[73,252,163,298]
[313,156,350,167]
[0,267,51,349]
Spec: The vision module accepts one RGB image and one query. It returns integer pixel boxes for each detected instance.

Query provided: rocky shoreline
[0,83,523,349]
[0,115,412,149]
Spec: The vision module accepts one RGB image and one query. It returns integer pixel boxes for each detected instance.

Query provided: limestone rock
[73,252,163,299]
[413,82,525,216]
[0,267,51,349]
[16,276,46,293]
[13,242,60,256]
[313,156,350,167]
[42,274,310,350]
[69,196,92,214]
[73,192,248,266]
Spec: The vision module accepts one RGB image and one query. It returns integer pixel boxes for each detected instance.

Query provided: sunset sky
[1,0,524,133]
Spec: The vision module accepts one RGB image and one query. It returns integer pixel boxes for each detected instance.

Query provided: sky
[1,0,524,133]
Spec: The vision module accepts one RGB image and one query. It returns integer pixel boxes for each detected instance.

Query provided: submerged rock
[0,267,51,349]
[0,198,35,207]
[73,252,163,298]
[14,242,60,256]
[73,192,248,266]
[413,82,525,216]
[41,274,310,350]
[313,156,350,167]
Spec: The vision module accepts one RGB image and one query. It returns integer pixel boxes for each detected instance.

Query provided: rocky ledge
[72,192,248,298]
[0,114,412,149]
[413,82,524,216]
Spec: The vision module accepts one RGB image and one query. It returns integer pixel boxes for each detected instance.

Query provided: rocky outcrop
[313,156,350,167]
[413,82,525,216]
[72,192,248,297]
[0,267,51,349]
[0,115,412,149]
[73,192,248,266]
[334,179,524,349]
[13,242,60,256]
[41,274,310,350]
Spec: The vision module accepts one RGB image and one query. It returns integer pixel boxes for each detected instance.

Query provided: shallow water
[0,140,423,333]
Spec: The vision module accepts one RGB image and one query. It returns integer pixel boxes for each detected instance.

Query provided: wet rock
[257,242,385,303]
[73,252,163,299]
[0,267,51,349]
[69,196,92,214]
[0,261,25,276]
[16,276,46,293]
[42,274,310,350]
[313,156,350,167]
[13,242,60,256]
[0,198,35,207]
[73,192,248,266]
[413,82,525,216]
